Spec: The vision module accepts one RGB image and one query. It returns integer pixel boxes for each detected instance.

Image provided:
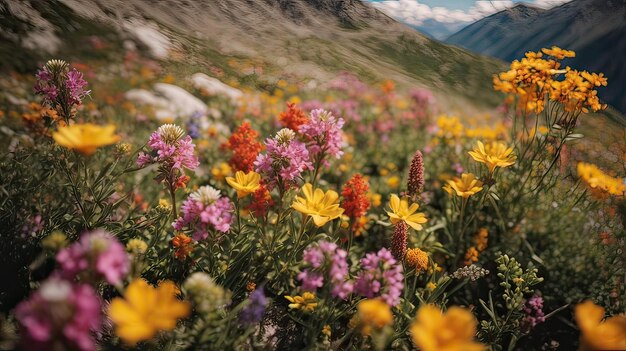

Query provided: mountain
[408,19,468,41]
[446,0,626,114]
[0,0,507,110]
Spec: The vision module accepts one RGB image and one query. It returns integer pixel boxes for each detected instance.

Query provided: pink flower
[299,109,345,165]
[254,129,312,189]
[56,229,129,285]
[298,240,353,300]
[354,248,404,306]
[173,186,234,240]
[15,278,101,351]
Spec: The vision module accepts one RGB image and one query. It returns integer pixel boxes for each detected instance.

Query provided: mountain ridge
[446,0,626,113]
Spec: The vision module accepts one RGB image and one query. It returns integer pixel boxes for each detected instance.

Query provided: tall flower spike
[391,221,408,260]
[407,150,425,198]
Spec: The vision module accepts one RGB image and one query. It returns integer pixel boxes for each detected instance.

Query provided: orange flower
[172,234,193,260]
[278,102,309,131]
[341,174,371,220]
[575,301,626,350]
[223,122,263,172]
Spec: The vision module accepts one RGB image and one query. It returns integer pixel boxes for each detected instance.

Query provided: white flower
[190,185,221,205]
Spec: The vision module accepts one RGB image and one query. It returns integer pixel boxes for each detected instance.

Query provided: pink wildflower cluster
[56,229,130,285]
[137,124,199,175]
[254,129,312,189]
[15,278,102,351]
[173,185,234,241]
[298,240,353,299]
[299,109,345,166]
[354,247,404,306]
[35,62,90,110]
[521,295,546,332]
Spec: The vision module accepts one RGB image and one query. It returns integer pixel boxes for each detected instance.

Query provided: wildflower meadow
[0,41,625,351]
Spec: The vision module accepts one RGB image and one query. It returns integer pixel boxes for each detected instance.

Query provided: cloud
[370,0,568,26]
[532,0,571,8]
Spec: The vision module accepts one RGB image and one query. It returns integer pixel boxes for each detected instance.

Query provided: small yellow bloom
[226,171,261,198]
[575,301,626,350]
[410,305,485,351]
[386,194,427,231]
[444,173,484,198]
[126,239,148,255]
[292,183,344,227]
[322,325,331,337]
[52,123,120,155]
[108,279,190,345]
[387,176,400,189]
[468,141,516,173]
[41,231,68,251]
[426,282,437,291]
[369,192,382,207]
[351,299,393,336]
[577,162,626,197]
[285,292,318,312]
[211,162,232,182]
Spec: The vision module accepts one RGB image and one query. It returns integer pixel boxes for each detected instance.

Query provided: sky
[367,0,572,26]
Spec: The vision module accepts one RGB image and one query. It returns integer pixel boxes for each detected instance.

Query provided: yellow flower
[322,325,331,337]
[292,183,344,227]
[126,239,148,255]
[468,141,516,173]
[410,305,485,351]
[577,162,626,197]
[52,123,120,155]
[285,292,318,312]
[368,192,382,207]
[575,301,626,350]
[351,299,393,336]
[226,171,261,198]
[386,194,427,231]
[444,173,484,198]
[211,162,232,181]
[108,279,191,345]
[426,282,437,291]
[387,176,400,189]
[406,248,429,273]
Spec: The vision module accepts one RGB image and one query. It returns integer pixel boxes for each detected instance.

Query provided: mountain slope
[0,0,506,110]
[446,0,626,114]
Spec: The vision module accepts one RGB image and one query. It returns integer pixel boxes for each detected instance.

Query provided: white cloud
[532,0,570,8]
[371,0,568,26]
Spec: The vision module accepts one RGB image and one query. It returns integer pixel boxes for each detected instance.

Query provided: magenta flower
[297,240,353,299]
[137,124,199,173]
[34,60,90,114]
[254,128,312,189]
[354,248,404,306]
[173,185,234,240]
[15,278,102,351]
[299,109,345,166]
[56,229,129,285]
[521,295,546,332]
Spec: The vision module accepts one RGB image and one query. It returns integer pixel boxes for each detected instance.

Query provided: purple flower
[239,288,268,326]
[522,295,546,331]
[15,278,102,351]
[34,61,90,111]
[299,109,345,166]
[297,240,353,300]
[65,69,90,105]
[173,186,234,240]
[56,229,129,285]
[354,248,404,306]
[254,128,312,189]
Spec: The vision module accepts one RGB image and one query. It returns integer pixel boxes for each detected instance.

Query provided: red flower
[278,103,309,132]
[246,183,274,218]
[222,122,263,172]
[341,174,371,220]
